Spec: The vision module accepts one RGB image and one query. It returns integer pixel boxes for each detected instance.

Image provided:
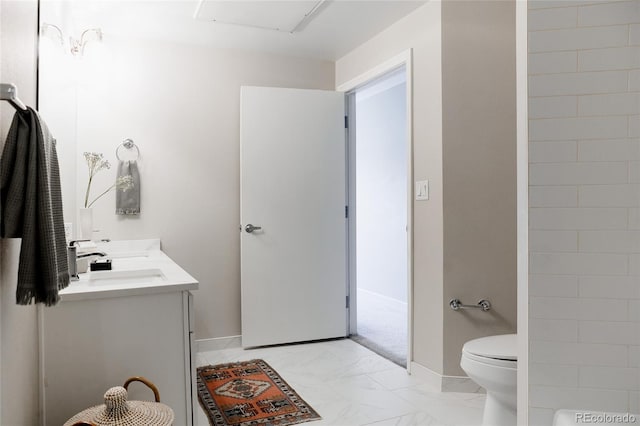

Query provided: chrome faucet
[67,240,107,281]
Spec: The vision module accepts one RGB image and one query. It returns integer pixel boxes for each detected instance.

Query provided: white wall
[356,80,407,302]
[528,1,640,424]
[38,28,335,340]
[0,1,40,424]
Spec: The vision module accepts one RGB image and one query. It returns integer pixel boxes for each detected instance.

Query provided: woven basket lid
[64,386,174,426]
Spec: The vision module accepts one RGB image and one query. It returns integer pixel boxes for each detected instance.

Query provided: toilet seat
[462,351,517,369]
[462,334,517,361]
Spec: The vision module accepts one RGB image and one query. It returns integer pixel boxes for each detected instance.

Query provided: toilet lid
[462,334,517,361]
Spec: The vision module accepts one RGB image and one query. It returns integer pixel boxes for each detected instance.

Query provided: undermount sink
[85,268,166,286]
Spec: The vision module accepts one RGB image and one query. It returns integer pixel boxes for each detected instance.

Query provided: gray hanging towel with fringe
[0,108,69,306]
[116,160,140,215]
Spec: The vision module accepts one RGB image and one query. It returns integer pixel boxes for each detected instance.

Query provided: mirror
[38,1,425,242]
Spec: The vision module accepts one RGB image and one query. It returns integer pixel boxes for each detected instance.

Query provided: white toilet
[460,334,517,426]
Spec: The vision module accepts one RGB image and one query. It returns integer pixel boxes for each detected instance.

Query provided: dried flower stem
[83,152,133,208]
[84,174,93,208]
[87,183,115,208]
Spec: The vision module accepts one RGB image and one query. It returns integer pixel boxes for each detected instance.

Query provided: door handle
[245,224,262,233]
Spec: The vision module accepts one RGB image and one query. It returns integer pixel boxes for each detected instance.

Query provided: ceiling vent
[194,0,329,34]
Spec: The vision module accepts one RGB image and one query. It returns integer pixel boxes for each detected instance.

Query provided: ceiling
[41,0,427,61]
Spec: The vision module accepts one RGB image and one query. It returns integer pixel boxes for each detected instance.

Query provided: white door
[240,86,347,348]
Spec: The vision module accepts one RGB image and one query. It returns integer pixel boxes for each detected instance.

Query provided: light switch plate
[415,180,429,201]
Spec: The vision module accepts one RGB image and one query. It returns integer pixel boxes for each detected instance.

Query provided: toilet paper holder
[449,298,492,312]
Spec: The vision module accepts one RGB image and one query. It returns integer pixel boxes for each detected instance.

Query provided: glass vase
[79,207,93,240]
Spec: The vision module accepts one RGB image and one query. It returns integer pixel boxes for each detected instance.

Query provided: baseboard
[409,361,484,393]
[196,335,242,352]
[409,361,444,391]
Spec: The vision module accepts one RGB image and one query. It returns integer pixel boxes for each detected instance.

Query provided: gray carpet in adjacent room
[351,288,407,367]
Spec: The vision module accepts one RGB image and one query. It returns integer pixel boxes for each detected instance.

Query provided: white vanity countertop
[59,239,199,301]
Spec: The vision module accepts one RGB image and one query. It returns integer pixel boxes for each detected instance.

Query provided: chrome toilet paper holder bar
[449,299,492,312]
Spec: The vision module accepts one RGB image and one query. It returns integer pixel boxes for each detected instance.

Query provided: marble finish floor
[195,338,484,426]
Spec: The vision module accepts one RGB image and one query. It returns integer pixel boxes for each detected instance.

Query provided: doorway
[344,61,411,368]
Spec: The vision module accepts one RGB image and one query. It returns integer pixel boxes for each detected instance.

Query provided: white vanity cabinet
[39,241,198,426]
[41,291,195,426]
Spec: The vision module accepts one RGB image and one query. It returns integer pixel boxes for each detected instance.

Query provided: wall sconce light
[40,23,103,57]
[40,23,64,47]
[70,28,103,56]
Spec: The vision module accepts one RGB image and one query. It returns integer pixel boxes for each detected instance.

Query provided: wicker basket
[64,376,175,426]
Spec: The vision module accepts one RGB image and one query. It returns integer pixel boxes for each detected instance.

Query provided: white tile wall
[630,208,640,229]
[629,254,640,275]
[528,7,578,31]
[529,1,606,10]
[579,321,639,345]
[530,252,628,275]
[530,318,579,341]
[630,346,640,366]
[629,392,640,412]
[530,275,579,297]
[530,163,628,184]
[529,208,627,229]
[577,1,640,26]
[579,184,640,206]
[630,70,640,90]
[530,230,578,252]
[529,98,577,119]
[529,71,628,96]
[528,26,629,52]
[530,186,578,207]
[530,117,628,140]
[578,94,640,116]
[578,140,640,162]
[529,140,577,161]
[631,24,640,44]
[579,276,640,299]
[530,363,579,387]
[530,340,628,366]
[529,52,578,74]
[578,47,640,71]
[578,230,640,252]
[529,1,640,423]
[629,301,640,321]
[631,117,640,137]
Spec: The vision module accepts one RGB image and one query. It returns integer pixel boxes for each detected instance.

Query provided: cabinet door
[42,292,191,425]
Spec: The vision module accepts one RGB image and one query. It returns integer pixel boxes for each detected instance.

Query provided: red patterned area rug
[197,359,321,426]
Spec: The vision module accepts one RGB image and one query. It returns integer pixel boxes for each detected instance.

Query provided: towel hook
[116,138,140,161]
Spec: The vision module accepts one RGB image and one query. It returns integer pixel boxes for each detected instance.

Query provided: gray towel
[116,160,140,215]
[0,108,69,306]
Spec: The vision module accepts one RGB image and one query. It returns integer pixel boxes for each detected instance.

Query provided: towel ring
[116,138,140,161]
